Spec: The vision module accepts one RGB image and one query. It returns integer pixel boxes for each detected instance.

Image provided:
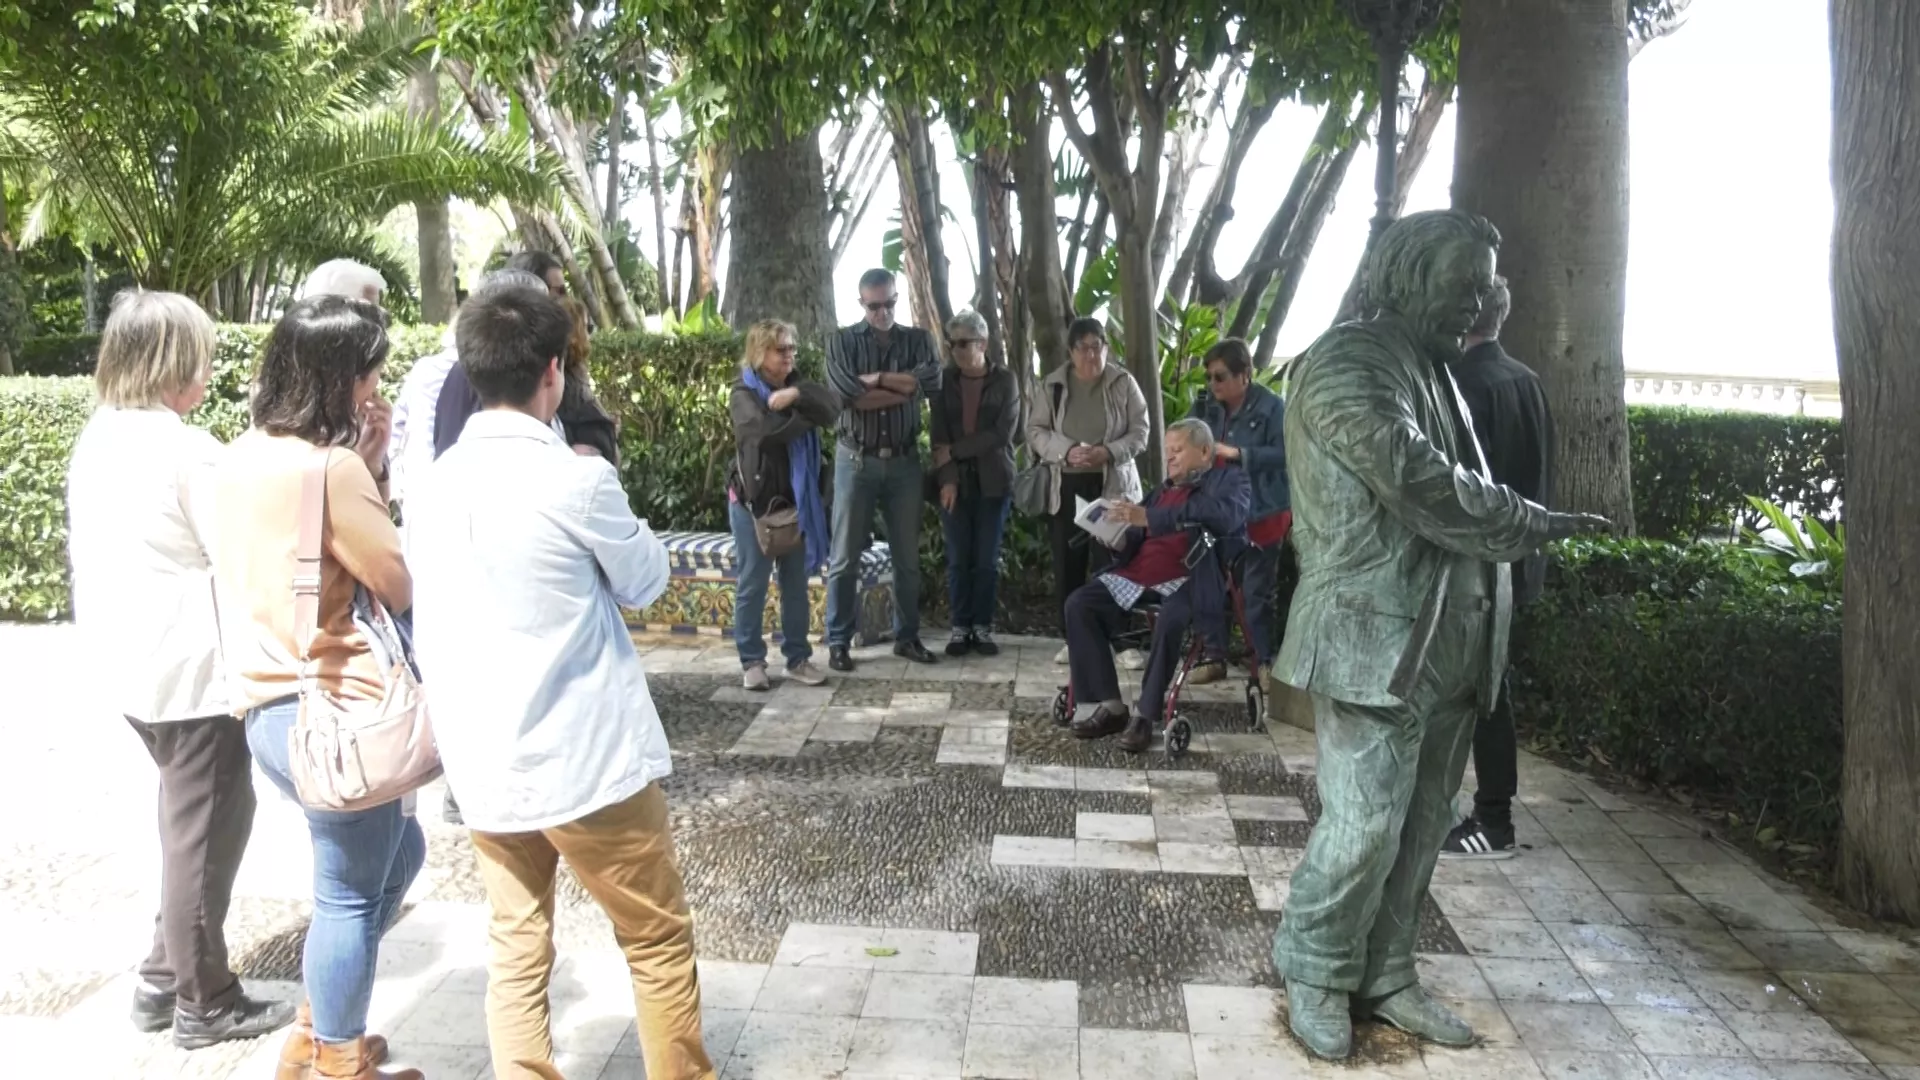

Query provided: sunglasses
[949,338,984,349]
[770,344,798,356]
[1206,368,1236,383]
[864,298,898,312]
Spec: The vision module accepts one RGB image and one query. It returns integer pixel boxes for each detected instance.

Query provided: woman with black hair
[210,295,425,1080]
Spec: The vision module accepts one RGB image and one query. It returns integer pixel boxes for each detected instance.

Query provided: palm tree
[0,4,557,305]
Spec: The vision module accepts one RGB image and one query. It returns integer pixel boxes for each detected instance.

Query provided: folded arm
[578,466,670,610]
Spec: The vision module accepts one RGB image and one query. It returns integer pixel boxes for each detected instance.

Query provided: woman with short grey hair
[929,310,1018,655]
[66,290,296,1048]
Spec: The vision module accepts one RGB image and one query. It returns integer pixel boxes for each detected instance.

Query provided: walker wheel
[1051,687,1072,728]
[1166,716,1193,758]
[1246,682,1268,734]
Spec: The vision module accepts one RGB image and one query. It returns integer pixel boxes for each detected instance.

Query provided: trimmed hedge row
[1513,538,1843,861]
[14,332,100,378]
[1630,406,1844,539]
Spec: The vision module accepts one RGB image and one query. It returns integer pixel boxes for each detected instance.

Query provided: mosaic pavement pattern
[3,624,1920,1078]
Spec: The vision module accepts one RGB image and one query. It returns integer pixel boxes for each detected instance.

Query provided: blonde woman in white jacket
[65,290,295,1048]
[1026,317,1150,663]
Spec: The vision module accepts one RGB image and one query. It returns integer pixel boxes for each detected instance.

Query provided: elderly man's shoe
[1117,713,1153,753]
[131,982,175,1033]
[1364,985,1475,1047]
[1071,705,1128,740]
[1287,983,1353,1060]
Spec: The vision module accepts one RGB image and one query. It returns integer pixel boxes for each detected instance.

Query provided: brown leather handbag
[288,448,442,812]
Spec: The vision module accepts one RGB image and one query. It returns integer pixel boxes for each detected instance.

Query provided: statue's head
[1365,210,1502,361]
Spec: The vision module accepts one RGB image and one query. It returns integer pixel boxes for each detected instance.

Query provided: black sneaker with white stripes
[1439,816,1515,860]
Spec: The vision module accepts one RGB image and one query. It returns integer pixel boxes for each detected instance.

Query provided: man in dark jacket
[1440,275,1554,860]
[1063,419,1251,753]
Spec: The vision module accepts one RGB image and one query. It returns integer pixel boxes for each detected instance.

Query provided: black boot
[829,644,855,672]
[1117,713,1153,754]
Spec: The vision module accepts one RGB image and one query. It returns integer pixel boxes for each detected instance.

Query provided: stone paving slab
[4,626,1919,1079]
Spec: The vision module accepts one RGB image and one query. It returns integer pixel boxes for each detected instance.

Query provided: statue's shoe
[1364,985,1475,1047]
[1286,982,1353,1060]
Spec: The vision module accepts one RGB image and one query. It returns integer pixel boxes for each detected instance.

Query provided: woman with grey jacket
[929,310,1019,656]
[1026,317,1150,662]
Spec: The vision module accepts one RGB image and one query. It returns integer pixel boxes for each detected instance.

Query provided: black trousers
[1472,630,1521,829]
[127,714,258,1015]
[1049,472,1111,635]
[1065,581,1194,722]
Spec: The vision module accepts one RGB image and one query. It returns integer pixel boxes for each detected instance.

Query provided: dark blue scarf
[742,368,829,574]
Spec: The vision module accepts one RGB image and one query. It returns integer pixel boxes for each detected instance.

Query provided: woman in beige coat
[1025,317,1150,663]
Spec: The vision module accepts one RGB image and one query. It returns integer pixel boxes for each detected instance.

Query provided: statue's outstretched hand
[1545,512,1613,542]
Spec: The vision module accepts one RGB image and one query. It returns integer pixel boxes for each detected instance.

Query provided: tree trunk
[515,72,642,328]
[1115,214,1166,483]
[1013,82,1073,378]
[1254,129,1364,367]
[982,144,1028,376]
[724,124,835,340]
[829,111,888,271]
[642,86,671,314]
[1165,90,1279,309]
[82,249,101,331]
[1833,0,1920,925]
[410,64,457,324]
[887,99,955,333]
[1220,99,1360,332]
[1453,0,1635,531]
[970,156,1004,363]
[1336,72,1453,320]
[604,90,624,232]
[0,175,16,374]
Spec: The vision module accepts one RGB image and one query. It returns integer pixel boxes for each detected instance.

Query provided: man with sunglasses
[822,268,943,670]
[1187,338,1289,683]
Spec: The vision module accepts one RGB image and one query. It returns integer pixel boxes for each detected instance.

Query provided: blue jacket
[1189,381,1289,516]
[1116,464,1252,652]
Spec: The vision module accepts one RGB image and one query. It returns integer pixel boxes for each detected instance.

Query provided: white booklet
[1075,495,1134,549]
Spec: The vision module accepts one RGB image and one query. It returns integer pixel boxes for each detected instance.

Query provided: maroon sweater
[1115,487,1195,587]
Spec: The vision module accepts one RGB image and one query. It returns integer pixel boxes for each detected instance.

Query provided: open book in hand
[1075,496,1135,549]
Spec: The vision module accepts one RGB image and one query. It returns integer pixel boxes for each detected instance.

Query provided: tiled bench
[625,531,895,647]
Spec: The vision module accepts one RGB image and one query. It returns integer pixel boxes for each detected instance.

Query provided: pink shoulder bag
[288,448,441,811]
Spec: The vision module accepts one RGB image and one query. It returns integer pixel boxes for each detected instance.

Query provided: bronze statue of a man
[1271,209,1607,1058]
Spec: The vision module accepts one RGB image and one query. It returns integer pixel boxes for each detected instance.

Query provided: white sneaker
[1054,645,1071,664]
[1117,648,1147,671]
[742,663,771,692]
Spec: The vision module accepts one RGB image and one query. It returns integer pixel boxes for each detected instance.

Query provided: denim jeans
[940,495,1010,632]
[729,500,815,668]
[824,445,923,646]
[246,698,426,1044]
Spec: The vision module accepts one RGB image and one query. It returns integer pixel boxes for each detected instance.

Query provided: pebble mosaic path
[3,624,1919,1079]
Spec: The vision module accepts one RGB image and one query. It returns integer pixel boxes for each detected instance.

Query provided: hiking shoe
[971,629,1001,657]
[785,660,827,686]
[131,981,175,1034]
[1053,645,1070,664]
[172,991,296,1050]
[946,628,972,657]
[1439,816,1515,860]
[742,663,771,692]
[1187,660,1227,685]
[1116,648,1147,671]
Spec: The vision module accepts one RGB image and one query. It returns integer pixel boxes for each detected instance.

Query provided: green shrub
[0,378,94,620]
[15,333,101,377]
[1630,405,1844,540]
[1514,537,1842,862]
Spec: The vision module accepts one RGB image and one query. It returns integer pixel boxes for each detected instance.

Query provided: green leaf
[864,946,898,957]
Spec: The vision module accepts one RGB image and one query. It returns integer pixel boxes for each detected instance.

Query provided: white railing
[1624,370,1842,417]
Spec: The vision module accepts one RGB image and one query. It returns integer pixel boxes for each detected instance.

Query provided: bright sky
[827,0,1836,381]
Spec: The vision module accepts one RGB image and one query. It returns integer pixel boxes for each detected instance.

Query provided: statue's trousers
[1273,606,1489,998]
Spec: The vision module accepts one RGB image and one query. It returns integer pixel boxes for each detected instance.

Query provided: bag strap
[292,447,330,664]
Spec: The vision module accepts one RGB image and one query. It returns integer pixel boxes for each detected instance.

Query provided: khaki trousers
[469,784,714,1080]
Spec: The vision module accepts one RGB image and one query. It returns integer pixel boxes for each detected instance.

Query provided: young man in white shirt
[406,284,713,1080]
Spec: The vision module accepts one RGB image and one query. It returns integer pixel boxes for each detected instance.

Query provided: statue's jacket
[1273,315,1554,715]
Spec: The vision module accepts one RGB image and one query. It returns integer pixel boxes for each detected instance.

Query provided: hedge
[1513,538,1842,862]
[14,333,100,377]
[1630,405,1844,539]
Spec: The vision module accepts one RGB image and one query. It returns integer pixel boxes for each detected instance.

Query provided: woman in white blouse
[66,291,295,1049]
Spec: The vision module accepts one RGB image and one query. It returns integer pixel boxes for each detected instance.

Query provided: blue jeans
[729,501,815,668]
[824,445,923,646]
[941,494,1010,632]
[246,698,426,1044]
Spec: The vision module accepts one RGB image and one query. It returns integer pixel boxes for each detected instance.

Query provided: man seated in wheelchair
[1062,418,1251,752]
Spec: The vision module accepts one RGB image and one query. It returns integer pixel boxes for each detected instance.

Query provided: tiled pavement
[4,624,1920,1079]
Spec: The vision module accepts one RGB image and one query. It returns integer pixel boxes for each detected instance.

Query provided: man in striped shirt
[823,268,943,671]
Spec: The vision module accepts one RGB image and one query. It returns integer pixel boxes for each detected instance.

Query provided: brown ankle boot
[312,1036,420,1080]
[279,1005,392,1078]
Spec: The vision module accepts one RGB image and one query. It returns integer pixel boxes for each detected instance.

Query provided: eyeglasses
[864,298,898,312]
[949,338,984,349]
[771,344,798,356]
[1206,368,1236,383]
[1072,340,1105,353]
